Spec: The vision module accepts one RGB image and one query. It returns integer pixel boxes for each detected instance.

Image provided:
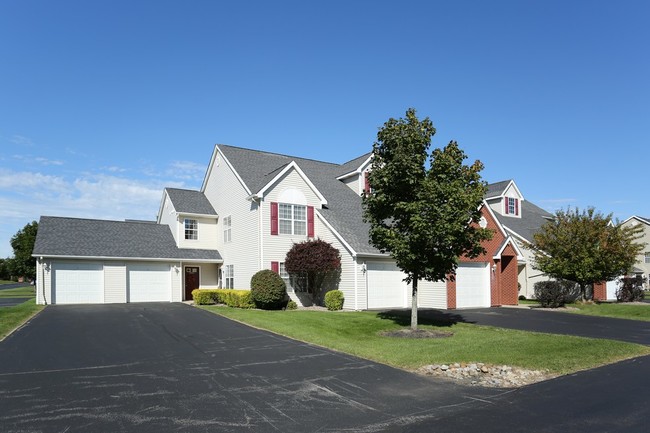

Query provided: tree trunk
[411,277,418,330]
[580,283,586,302]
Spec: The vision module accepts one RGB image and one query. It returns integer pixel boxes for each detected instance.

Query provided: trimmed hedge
[250,270,287,310]
[324,290,344,311]
[191,289,254,308]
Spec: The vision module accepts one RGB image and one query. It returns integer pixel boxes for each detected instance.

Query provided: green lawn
[0,286,36,298]
[0,280,18,285]
[203,307,650,375]
[563,302,650,322]
[0,299,44,340]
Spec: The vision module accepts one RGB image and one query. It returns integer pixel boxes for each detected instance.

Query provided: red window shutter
[514,198,519,215]
[271,261,279,273]
[504,198,509,214]
[307,206,314,237]
[364,172,370,193]
[270,202,278,235]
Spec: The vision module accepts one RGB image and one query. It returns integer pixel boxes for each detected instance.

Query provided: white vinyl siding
[203,149,260,288]
[159,194,178,243]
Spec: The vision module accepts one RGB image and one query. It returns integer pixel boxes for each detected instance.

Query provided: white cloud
[166,160,205,181]
[12,154,65,166]
[10,135,34,147]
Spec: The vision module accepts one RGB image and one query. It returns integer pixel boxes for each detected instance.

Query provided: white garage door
[606,280,618,301]
[417,280,448,309]
[53,262,104,304]
[128,263,172,302]
[456,262,491,308]
[367,261,408,309]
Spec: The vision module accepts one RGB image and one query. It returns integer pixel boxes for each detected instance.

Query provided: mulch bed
[380,329,453,339]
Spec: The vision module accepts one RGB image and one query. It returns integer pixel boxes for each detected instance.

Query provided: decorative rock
[480,366,489,373]
[440,364,449,371]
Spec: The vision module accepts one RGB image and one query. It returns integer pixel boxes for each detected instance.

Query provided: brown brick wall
[448,206,519,308]
[593,282,606,301]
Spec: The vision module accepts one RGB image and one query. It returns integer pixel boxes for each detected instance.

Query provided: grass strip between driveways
[0,299,44,341]
[203,307,650,376]
[0,286,36,298]
[562,302,650,322]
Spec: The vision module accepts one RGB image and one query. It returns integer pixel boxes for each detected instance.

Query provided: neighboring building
[33,144,552,309]
[483,180,554,299]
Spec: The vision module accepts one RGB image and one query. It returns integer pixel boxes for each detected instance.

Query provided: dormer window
[505,197,519,216]
[184,218,198,240]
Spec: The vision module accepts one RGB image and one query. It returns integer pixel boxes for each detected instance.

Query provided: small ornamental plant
[324,290,344,311]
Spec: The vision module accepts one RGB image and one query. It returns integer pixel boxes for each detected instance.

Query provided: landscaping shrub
[616,276,644,302]
[286,300,298,310]
[533,280,580,308]
[518,295,526,301]
[250,270,287,309]
[324,290,344,311]
[191,289,254,308]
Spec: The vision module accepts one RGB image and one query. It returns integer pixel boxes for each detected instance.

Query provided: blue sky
[1,0,648,258]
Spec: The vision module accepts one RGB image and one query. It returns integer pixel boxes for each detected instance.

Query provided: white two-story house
[34,144,554,309]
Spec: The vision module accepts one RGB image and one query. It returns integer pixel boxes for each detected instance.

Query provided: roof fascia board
[32,253,223,263]
[201,144,253,196]
[177,212,219,219]
[335,155,374,180]
[156,189,172,224]
[622,215,650,226]
[256,161,328,205]
[481,201,509,239]
[492,236,526,261]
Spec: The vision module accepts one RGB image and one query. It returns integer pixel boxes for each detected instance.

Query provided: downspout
[258,197,264,270]
[353,255,358,310]
[40,257,47,305]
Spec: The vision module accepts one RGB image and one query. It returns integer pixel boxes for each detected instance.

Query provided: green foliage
[8,221,38,279]
[286,300,298,310]
[363,108,491,329]
[284,239,341,303]
[191,289,254,308]
[250,270,287,310]
[534,280,580,308]
[324,290,344,311]
[616,276,645,302]
[533,208,644,301]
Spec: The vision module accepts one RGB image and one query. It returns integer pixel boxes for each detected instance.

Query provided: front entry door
[185,267,200,300]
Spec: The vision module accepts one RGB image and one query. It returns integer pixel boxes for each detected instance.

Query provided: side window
[223,265,234,289]
[223,216,232,243]
[645,252,650,264]
[184,218,198,240]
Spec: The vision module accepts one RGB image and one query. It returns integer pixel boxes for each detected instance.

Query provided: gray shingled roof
[337,152,372,177]
[33,216,222,261]
[166,188,217,215]
[492,199,554,243]
[485,180,511,198]
[218,145,379,254]
[637,216,650,225]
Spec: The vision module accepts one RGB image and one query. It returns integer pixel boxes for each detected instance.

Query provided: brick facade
[448,206,519,308]
[593,282,607,301]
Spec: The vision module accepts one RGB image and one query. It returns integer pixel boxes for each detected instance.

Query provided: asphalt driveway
[1,303,649,432]
[0,303,502,432]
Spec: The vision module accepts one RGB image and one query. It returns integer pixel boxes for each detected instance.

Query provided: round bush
[250,269,287,309]
[324,290,344,311]
[286,300,298,310]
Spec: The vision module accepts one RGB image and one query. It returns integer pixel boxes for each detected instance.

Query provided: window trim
[184,218,198,240]
[505,197,519,216]
[278,203,307,236]
[223,215,232,243]
[223,264,234,289]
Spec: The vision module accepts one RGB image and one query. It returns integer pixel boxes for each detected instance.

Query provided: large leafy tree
[532,208,644,301]
[9,221,38,279]
[363,108,491,329]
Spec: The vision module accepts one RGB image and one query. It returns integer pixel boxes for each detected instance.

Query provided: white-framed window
[223,215,232,243]
[505,197,518,216]
[223,265,234,289]
[645,252,650,264]
[279,262,289,279]
[279,203,306,235]
[184,218,198,240]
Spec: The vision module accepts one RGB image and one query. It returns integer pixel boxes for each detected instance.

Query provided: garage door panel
[416,280,447,309]
[128,263,171,303]
[367,262,407,309]
[53,262,104,304]
[456,262,490,308]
